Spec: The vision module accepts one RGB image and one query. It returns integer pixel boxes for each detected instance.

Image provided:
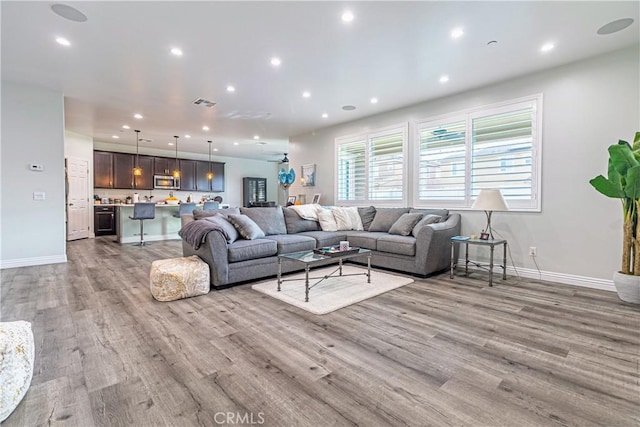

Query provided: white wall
[93,141,280,208]
[65,131,95,236]
[1,81,67,268]
[289,47,640,285]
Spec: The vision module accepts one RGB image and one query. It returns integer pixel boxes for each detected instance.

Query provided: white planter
[613,271,640,304]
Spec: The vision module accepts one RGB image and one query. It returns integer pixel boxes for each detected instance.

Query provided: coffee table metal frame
[277,248,372,302]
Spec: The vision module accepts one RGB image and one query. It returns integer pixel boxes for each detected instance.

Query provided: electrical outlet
[529,246,537,257]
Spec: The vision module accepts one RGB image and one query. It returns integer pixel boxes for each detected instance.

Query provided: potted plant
[590,132,640,303]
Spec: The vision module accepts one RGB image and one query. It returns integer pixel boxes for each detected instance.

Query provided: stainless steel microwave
[154,175,180,190]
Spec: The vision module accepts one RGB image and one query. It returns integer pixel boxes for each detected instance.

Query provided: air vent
[193,97,217,108]
[139,138,153,143]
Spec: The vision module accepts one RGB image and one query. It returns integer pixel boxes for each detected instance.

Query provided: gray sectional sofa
[180,206,461,289]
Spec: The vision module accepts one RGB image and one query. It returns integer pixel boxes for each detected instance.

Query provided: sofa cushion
[411,214,442,236]
[318,208,338,231]
[202,215,239,243]
[263,234,317,254]
[368,208,411,232]
[333,207,364,231]
[228,214,266,240]
[389,213,425,236]
[239,207,287,235]
[357,206,377,231]
[194,207,240,220]
[344,231,388,250]
[409,208,449,220]
[283,207,320,233]
[377,234,417,256]
[227,239,277,262]
[298,231,347,248]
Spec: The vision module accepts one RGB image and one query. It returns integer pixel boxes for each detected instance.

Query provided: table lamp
[471,189,509,239]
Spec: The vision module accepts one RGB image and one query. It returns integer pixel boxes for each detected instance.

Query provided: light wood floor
[1,237,638,426]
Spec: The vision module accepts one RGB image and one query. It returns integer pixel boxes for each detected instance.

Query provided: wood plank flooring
[1,237,638,426]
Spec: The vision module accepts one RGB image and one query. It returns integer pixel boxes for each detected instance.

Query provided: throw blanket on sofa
[290,204,320,221]
[179,220,226,250]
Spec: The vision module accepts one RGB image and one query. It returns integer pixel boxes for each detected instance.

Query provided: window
[336,124,407,205]
[415,95,542,210]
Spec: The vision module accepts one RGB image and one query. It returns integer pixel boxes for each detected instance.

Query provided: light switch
[33,192,45,201]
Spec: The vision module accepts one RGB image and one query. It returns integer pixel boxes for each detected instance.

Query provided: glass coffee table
[277,248,372,302]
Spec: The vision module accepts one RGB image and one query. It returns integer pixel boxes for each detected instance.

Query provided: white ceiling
[2,1,638,161]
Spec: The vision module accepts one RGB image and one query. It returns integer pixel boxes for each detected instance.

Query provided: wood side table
[450,237,507,286]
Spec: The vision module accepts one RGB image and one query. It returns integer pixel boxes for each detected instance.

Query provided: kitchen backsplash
[96,188,229,205]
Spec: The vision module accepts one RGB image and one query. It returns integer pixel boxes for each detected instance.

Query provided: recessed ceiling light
[302,91,311,98]
[226,85,235,92]
[170,47,183,56]
[439,75,450,83]
[184,134,191,138]
[134,113,143,119]
[213,148,219,152]
[51,4,87,22]
[233,142,239,146]
[597,18,634,35]
[342,105,356,111]
[540,42,555,53]
[112,135,119,139]
[168,142,174,146]
[451,27,464,39]
[270,57,281,67]
[253,135,260,140]
[322,113,328,118]
[122,125,130,129]
[370,97,378,104]
[202,126,209,131]
[341,10,354,23]
[55,37,71,46]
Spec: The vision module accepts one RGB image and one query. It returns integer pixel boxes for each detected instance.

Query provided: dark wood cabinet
[94,151,113,188]
[134,155,154,190]
[179,159,197,191]
[243,177,267,207]
[195,161,212,191]
[154,157,178,176]
[212,162,225,192]
[94,206,116,236]
[113,153,134,189]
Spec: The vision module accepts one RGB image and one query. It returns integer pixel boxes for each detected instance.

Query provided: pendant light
[132,130,142,176]
[172,135,180,178]
[207,140,213,180]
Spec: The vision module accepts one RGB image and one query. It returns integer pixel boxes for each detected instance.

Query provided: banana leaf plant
[589,132,640,276]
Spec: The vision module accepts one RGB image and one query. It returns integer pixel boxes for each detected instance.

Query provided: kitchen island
[95,203,184,243]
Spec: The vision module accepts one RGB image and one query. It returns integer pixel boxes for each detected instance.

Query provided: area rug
[251,265,414,315]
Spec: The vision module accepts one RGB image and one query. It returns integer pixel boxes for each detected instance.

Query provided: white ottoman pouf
[0,321,35,422]
[150,255,210,301]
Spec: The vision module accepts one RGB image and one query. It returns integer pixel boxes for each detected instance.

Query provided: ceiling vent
[224,110,272,120]
[139,138,153,143]
[192,97,217,108]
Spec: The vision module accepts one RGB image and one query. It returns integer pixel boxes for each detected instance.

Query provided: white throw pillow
[317,208,338,231]
[332,207,364,231]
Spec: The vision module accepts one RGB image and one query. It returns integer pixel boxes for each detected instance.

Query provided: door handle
[69,203,74,206]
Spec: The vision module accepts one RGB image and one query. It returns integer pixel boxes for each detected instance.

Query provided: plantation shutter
[471,106,535,202]
[417,120,466,202]
[337,139,366,201]
[368,130,404,201]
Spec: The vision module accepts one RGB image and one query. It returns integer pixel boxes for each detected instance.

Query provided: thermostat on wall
[29,163,44,171]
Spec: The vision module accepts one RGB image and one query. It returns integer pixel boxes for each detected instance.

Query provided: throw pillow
[239,207,287,235]
[332,207,364,231]
[202,215,239,243]
[193,209,218,220]
[317,208,338,231]
[357,206,376,231]
[411,214,442,236]
[227,214,265,240]
[283,207,320,233]
[368,208,411,232]
[388,213,425,236]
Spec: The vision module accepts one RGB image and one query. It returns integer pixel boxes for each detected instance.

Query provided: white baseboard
[119,234,180,244]
[456,258,615,292]
[0,255,68,269]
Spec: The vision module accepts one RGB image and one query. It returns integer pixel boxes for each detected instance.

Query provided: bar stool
[203,201,219,211]
[129,202,156,246]
[172,202,196,219]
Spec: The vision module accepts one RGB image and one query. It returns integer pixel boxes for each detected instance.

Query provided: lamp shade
[471,189,509,211]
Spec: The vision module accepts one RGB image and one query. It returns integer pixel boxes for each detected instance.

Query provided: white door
[67,157,90,240]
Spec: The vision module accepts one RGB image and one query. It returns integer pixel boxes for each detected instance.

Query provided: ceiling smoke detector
[192,97,217,108]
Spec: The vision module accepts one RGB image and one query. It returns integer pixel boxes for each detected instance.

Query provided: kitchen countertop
[94,203,197,207]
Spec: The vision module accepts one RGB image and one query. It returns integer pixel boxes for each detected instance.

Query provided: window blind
[336,139,366,201]
[368,131,404,200]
